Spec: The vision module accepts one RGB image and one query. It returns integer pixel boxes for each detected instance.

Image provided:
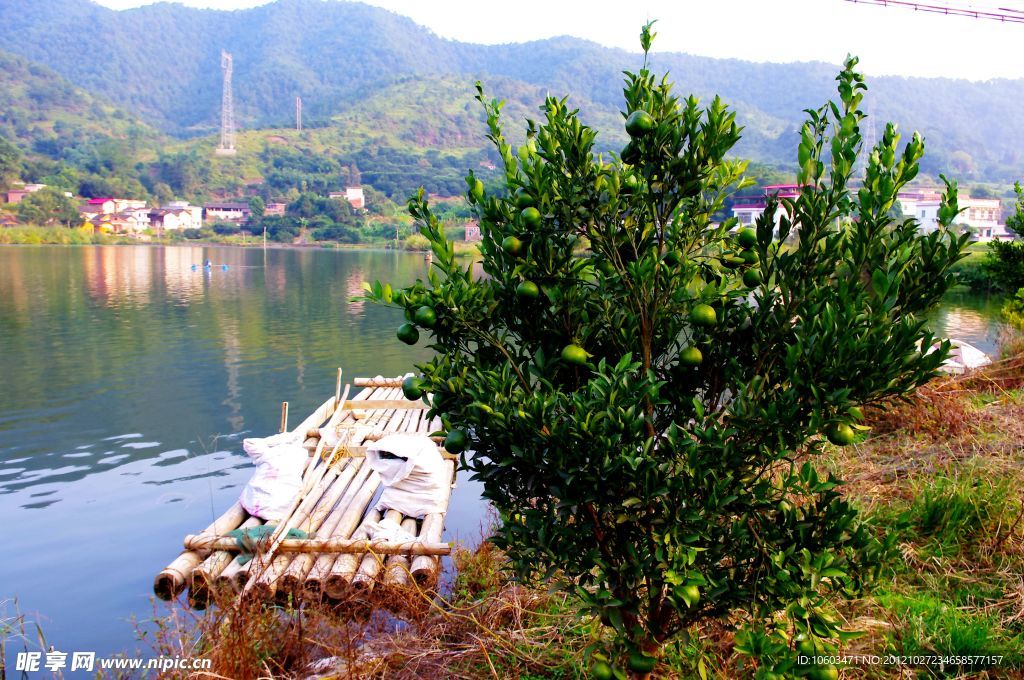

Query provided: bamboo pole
[382,516,420,588]
[154,501,247,600]
[410,513,445,585]
[258,385,353,546]
[191,515,263,607]
[216,554,246,594]
[290,395,336,440]
[340,399,427,410]
[277,459,366,596]
[351,509,404,593]
[411,411,456,584]
[321,386,410,598]
[246,453,350,599]
[279,401,289,433]
[216,391,360,598]
[302,463,377,599]
[353,377,404,388]
[183,535,450,555]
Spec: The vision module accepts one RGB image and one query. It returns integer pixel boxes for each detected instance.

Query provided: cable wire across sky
[844,0,1024,23]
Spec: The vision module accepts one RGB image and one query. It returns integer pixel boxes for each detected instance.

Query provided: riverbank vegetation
[142,343,1024,679]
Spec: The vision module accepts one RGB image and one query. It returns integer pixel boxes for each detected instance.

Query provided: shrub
[368,26,966,678]
[984,240,1024,291]
[403,233,431,251]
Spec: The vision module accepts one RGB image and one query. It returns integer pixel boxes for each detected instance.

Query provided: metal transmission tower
[860,96,877,179]
[296,96,302,131]
[216,50,236,156]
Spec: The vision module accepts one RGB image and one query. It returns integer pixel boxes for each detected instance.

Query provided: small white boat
[933,339,992,375]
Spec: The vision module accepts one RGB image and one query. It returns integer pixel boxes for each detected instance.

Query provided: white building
[330,186,366,210]
[163,201,204,228]
[897,191,1012,241]
[150,207,201,231]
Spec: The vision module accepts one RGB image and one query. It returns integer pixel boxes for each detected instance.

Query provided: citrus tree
[367,25,967,679]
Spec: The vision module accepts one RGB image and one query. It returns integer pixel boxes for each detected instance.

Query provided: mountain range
[0,0,1021,191]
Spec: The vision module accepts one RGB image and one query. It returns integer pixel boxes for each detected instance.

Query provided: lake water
[0,244,1007,668]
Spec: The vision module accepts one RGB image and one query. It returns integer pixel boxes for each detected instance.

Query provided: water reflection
[1,244,494,663]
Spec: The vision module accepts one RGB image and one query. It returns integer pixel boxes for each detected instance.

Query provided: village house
[150,207,201,232]
[83,207,152,234]
[464,220,481,242]
[731,184,804,233]
[162,201,203,227]
[82,197,148,215]
[897,191,1013,241]
[4,183,47,205]
[264,201,287,217]
[328,186,366,210]
[204,201,251,223]
[733,185,1016,243]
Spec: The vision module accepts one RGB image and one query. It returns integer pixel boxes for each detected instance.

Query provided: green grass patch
[876,591,1024,671]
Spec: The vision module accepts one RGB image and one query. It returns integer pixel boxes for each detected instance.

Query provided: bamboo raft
[153,372,457,611]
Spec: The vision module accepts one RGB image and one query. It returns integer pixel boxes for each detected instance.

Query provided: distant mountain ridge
[0,0,1021,181]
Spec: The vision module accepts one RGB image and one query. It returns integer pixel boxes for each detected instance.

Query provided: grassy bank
[140,344,1024,679]
[0,225,483,255]
[0,225,140,245]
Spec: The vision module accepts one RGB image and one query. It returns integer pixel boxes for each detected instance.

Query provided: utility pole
[296,96,303,131]
[216,50,236,156]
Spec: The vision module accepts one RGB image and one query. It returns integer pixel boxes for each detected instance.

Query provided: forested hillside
[0,49,166,198]
[0,0,1021,184]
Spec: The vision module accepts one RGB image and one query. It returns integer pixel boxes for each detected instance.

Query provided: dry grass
[145,344,1024,679]
[146,541,591,679]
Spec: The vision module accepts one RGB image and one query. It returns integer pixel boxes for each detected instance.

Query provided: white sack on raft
[365,434,447,518]
[239,431,306,521]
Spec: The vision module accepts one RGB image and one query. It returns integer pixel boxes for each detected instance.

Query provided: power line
[844,0,1024,23]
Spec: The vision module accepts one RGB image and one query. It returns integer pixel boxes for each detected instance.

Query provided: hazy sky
[92,0,1024,81]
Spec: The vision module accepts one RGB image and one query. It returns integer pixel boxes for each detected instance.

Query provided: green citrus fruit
[591,660,614,680]
[621,173,641,193]
[826,423,856,446]
[743,268,763,287]
[680,346,703,366]
[396,322,419,345]
[663,250,683,266]
[520,207,542,229]
[469,179,484,203]
[736,227,758,249]
[627,653,656,674]
[561,344,590,366]
[501,235,524,256]
[443,429,469,454]
[625,110,656,138]
[690,304,718,327]
[514,187,535,210]
[621,141,641,165]
[673,584,701,606]
[741,249,759,265]
[516,281,540,299]
[401,376,424,401]
[796,638,816,657]
[805,666,839,680]
[413,306,437,328]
